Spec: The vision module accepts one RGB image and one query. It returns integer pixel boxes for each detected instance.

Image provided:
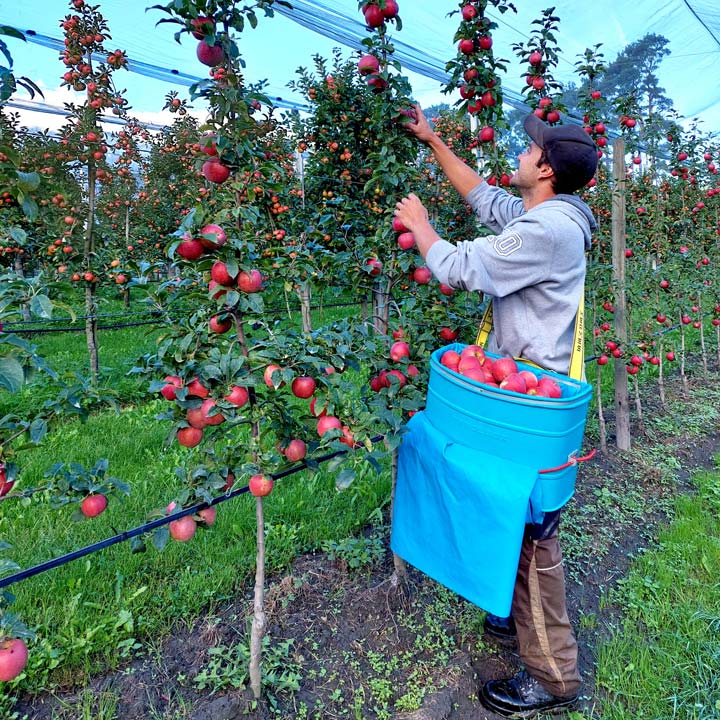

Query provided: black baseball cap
[524,114,598,192]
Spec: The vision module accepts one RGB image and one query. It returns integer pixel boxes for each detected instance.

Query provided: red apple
[176,238,204,260]
[439,283,454,296]
[381,0,398,18]
[160,375,182,401]
[208,280,227,301]
[479,126,495,143]
[491,356,519,383]
[363,3,385,27]
[439,327,458,342]
[392,216,409,233]
[264,364,283,388]
[80,494,108,518]
[199,223,227,249]
[536,376,562,398]
[284,439,307,463]
[237,269,263,293]
[461,4,477,20]
[0,638,28,682]
[358,54,380,76]
[462,344,486,364]
[392,327,405,339]
[196,40,225,67]
[169,515,197,541]
[386,369,406,387]
[309,397,327,417]
[463,366,490,383]
[291,376,316,399]
[249,474,273,497]
[365,258,383,275]
[198,507,217,526]
[500,372,527,394]
[317,415,342,437]
[177,426,203,447]
[519,370,538,390]
[413,266,432,284]
[211,262,235,286]
[390,341,410,362]
[225,385,249,407]
[440,350,461,371]
[397,232,415,250]
[529,50,542,66]
[209,315,232,333]
[459,39,475,55]
[458,355,482,375]
[186,377,209,398]
[190,16,214,39]
[198,398,224,426]
[201,158,230,184]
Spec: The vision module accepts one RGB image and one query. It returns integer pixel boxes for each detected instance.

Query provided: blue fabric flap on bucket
[390,411,542,616]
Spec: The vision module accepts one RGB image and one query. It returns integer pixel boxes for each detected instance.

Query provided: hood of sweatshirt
[545,194,598,251]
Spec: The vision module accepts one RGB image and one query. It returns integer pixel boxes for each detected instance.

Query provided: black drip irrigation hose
[0,436,383,590]
[3,301,363,335]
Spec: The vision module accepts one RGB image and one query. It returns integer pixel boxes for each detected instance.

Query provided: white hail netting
[3,0,720,130]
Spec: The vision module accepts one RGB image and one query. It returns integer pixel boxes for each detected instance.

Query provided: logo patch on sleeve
[493,232,522,256]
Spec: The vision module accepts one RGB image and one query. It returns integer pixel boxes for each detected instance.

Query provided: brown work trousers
[511,521,582,698]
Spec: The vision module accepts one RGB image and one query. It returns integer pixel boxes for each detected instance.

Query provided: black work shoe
[479,670,578,718]
[484,613,517,639]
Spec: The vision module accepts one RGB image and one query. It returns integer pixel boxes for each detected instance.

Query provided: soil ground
[14,370,720,720]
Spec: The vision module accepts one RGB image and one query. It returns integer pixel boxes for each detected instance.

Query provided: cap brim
[524,114,547,148]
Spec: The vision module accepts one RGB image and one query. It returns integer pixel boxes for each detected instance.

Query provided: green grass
[3,288,720,717]
[593,460,720,718]
[1,399,389,693]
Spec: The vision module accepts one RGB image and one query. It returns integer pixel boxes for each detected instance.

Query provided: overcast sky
[4,0,720,135]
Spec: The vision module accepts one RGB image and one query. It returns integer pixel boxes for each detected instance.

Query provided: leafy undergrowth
[11,363,720,720]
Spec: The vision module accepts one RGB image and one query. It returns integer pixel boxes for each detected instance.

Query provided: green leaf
[20,195,38,221]
[0,26,27,41]
[28,417,47,444]
[30,294,53,319]
[0,559,20,578]
[335,466,355,490]
[0,356,24,392]
[8,227,26,244]
[153,526,170,552]
[16,170,40,192]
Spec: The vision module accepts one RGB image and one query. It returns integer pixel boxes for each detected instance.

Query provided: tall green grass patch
[595,462,720,718]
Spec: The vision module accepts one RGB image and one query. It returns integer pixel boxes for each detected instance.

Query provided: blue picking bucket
[425,343,593,511]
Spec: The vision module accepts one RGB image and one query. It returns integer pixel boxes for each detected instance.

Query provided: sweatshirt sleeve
[466,182,525,233]
[425,215,553,297]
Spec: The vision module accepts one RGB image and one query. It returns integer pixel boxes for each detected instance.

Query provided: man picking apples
[395,105,597,718]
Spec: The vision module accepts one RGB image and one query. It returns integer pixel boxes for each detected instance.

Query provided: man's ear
[537,160,554,180]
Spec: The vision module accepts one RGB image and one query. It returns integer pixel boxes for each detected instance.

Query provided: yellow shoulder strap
[475,290,585,381]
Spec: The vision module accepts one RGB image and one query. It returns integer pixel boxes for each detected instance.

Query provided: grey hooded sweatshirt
[425,181,597,374]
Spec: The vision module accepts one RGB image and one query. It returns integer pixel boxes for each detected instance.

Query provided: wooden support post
[611,138,631,450]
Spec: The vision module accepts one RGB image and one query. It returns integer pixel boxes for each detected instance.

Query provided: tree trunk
[595,363,607,453]
[632,373,644,435]
[658,339,666,408]
[235,314,265,700]
[297,283,312,333]
[611,139,631,450]
[698,295,707,378]
[85,161,99,384]
[679,319,689,397]
[389,447,407,581]
[14,256,31,322]
[249,495,267,699]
